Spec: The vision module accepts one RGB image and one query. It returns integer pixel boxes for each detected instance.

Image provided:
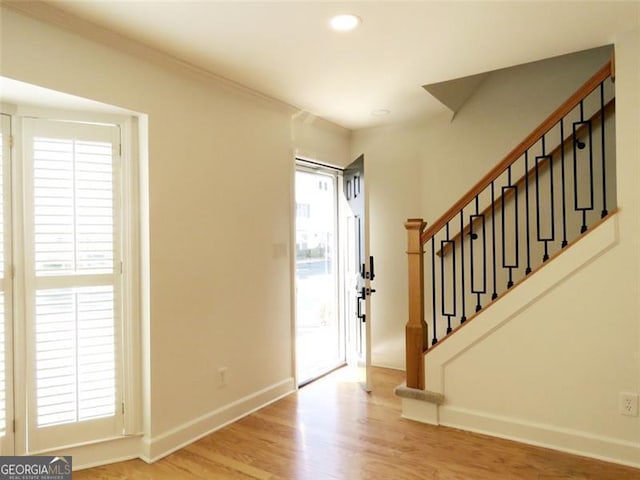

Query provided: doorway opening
[294,163,345,385]
[294,156,372,389]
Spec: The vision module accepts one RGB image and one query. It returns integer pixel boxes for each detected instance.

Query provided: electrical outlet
[619,392,639,417]
[217,367,228,388]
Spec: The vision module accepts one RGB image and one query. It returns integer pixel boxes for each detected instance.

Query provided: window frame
[0,112,15,455]
[24,117,124,452]
[0,105,142,455]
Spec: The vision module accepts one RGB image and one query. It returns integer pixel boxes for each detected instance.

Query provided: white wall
[352,46,613,370]
[354,30,640,464]
[3,0,637,469]
[350,124,424,369]
[417,46,614,220]
[426,29,640,466]
[0,5,350,465]
[292,111,351,167]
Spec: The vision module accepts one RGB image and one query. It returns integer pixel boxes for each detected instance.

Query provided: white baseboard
[440,405,640,469]
[144,377,295,463]
[401,398,439,425]
[51,435,143,471]
[371,362,404,371]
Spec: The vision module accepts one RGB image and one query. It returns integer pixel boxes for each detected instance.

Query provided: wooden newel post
[405,218,428,390]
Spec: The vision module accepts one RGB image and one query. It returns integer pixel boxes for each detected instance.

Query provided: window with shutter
[23,119,123,452]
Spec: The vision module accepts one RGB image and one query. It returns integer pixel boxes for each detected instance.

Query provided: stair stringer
[399,214,640,466]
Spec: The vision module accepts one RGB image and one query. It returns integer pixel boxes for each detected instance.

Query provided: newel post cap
[405,218,427,231]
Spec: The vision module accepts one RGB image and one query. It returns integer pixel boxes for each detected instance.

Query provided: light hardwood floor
[76,367,640,479]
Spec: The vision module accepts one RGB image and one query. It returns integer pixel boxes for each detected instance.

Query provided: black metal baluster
[431,237,438,345]
[491,182,498,299]
[573,100,594,234]
[524,152,532,274]
[560,118,568,247]
[600,81,608,218]
[441,223,456,335]
[536,135,555,262]
[459,209,467,324]
[470,196,487,311]
[502,165,519,288]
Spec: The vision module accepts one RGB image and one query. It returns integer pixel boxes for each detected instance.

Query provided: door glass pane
[295,170,343,384]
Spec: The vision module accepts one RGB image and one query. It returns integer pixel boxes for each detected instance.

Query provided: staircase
[398,60,617,423]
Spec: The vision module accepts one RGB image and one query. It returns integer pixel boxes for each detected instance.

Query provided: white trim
[295,156,344,174]
[401,398,439,425]
[42,434,143,471]
[0,104,17,116]
[289,155,298,388]
[143,377,295,463]
[371,363,404,372]
[3,2,297,117]
[440,405,640,469]
[11,111,27,456]
[9,104,134,128]
[136,114,151,445]
[0,112,15,454]
[120,116,143,436]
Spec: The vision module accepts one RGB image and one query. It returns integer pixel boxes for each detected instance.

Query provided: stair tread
[394,383,444,404]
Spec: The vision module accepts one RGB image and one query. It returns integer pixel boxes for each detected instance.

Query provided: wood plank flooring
[76,367,640,479]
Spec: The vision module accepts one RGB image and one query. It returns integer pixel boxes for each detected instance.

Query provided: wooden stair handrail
[436,98,615,257]
[421,61,612,245]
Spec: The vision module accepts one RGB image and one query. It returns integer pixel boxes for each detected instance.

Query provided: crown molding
[1,0,298,115]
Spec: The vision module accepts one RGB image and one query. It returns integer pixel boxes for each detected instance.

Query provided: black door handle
[356,295,366,322]
[363,256,376,280]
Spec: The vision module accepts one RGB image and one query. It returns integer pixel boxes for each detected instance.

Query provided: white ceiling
[26,1,640,129]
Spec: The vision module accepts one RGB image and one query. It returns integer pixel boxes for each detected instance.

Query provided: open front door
[342,155,373,392]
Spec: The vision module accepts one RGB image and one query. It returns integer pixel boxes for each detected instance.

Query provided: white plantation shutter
[24,119,123,452]
[33,137,114,276]
[0,113,12,455]
[35,286,115,427]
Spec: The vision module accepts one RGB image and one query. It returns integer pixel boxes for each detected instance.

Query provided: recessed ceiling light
[329,14,361,32]
[372,109,390,117]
